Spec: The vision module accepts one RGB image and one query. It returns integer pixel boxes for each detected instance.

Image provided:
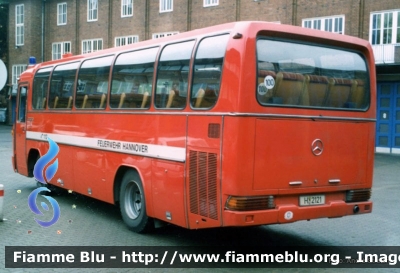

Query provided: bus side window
[191,34,229,109]
[32,67,53,110]
[155,40,195,109]
[76,56,114,109]
[18,86,27,122]
[49,62,79,109]
[111,47,158,109]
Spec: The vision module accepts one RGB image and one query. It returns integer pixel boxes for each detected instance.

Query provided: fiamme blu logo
[28,137,61,227]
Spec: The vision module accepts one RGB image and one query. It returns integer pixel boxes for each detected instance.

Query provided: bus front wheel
[119,170,153,233]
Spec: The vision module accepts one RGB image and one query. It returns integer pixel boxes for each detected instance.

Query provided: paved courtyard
[0,125,400,272]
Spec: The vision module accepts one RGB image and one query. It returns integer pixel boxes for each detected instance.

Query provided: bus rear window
[256,39,370,110]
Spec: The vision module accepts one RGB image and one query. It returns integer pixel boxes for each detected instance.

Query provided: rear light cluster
[225,196,275,211]
[346,189,371,203]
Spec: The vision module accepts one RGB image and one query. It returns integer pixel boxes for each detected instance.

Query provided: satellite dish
[0,60,7,90]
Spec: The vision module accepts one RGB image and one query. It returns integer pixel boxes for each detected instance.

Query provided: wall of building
[78,0,110,48]
[110,0,146,42]
[5,0,400,150]
[6,0,400,82]
[240,0,293,24]
[46,0,77,61]
[296,0,362,37]
[190,0,237,30]
[148,0,188,35]
[8,0,42,71]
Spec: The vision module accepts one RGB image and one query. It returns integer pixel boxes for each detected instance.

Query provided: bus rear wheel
[119,170,153,233]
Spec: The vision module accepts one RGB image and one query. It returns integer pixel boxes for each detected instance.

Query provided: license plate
[299,195,325,206]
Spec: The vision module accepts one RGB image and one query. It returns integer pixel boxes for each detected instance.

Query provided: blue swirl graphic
[33,137,59,184]
[28,187,61,227]
[29,137,61,227]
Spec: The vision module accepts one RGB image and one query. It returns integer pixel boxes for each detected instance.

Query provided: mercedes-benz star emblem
[311,139,324,156]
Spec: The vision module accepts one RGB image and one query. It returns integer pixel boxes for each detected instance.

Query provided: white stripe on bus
[26,131,186,162]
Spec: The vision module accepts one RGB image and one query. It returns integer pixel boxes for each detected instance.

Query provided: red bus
[12,21,376,233]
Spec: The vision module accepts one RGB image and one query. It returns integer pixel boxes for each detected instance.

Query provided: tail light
[225,195,275,211]
[346,189,371,202]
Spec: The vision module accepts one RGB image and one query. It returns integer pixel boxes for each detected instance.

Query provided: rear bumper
[222,200,372,226]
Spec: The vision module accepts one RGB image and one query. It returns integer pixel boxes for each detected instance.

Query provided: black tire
[119,170,153,233]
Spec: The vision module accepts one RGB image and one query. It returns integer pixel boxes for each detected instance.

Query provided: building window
[302,15,344,34]
[204,0,218,7]
[57,3,67,25]
[82,39,103,54]
[152,31,178,39]
[121,0,133,17]
[115,35,139,47]
[15,4,24,46]
[397,14,400,44]
[370,11,400,45]
[52,42,71,60]
[160,0,173,13]
[88,0,98,21]
[369,10,400,63]
[12,65,27,85]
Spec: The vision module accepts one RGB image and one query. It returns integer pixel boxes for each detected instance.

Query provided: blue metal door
[394,84,400,154]
[376,83,400,154]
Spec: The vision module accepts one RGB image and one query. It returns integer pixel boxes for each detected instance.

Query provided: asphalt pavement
[0,124,400,273]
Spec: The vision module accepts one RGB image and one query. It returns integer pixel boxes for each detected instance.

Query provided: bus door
[14,84,28,175]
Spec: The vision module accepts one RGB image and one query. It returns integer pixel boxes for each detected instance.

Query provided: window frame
[152,31,179,39]
[87,0,98,22]
[203,0,219,7]
[82,39,103,54]
[115,35,139,47]
[159,0,173,13]
[369,10,400,45]
[12,65,27,85]
[302,15,345,35]
[57,2,67,25]
[121,0,133,17]
[15,4,24,46]
[52,41,71,60]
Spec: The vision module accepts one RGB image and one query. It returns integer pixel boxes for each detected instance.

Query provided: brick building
[5,0,400,153]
